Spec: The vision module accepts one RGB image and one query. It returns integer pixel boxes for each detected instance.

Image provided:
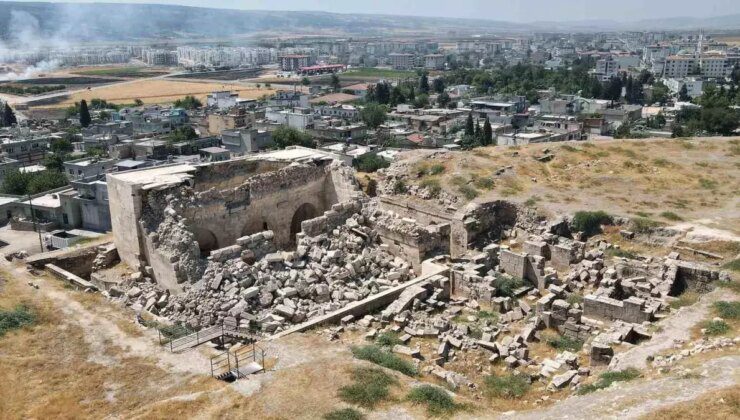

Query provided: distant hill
[1,2,740,43]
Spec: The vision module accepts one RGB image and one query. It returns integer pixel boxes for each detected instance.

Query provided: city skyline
[5,0,740,23]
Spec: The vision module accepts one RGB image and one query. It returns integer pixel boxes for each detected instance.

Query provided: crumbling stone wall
[301,200,363,238]
[369,210,450,273]
[583,294,653,323]
[109,157,362,291]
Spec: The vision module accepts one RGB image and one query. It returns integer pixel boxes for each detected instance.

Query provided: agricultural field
[32,79,276,108]
[70,66,170,78]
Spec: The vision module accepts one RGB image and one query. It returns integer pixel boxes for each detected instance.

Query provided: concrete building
[424,54,445,70]
[207,107,257,135]
[221,128,273,154]
[664,77,703,98]
[279,55,310,71]
[595,56,619,81]
[63,157,117,181]
[389,53,416,70]
[206,91,239,110]
[268,91,310,108]
[663,55,696,78]
[265,108,314,131]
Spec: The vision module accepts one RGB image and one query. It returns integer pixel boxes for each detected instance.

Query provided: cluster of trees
[271,126,314,149]
[353,153,390,173]
[43,130,78,172]
[437,60,664,106]
[1,169,68,196]
[173,95,202,110]
[166,126,198,144]
[0,84,65,96]
[364,72,433,109]
[460,113,494,149]
[2,102,17,127]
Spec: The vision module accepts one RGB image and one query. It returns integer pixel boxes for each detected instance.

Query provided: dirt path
[610,287,736,371]
[509,355,739,420]
[3,261,211,374]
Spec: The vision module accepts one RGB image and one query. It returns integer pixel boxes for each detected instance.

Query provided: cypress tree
[79,100,91,127]
[465,113,474,136]
[483,117,493,146]
[2,103,17,127]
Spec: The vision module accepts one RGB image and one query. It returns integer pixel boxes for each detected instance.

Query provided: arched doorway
[192,227,219,255]
[290,203,319,244]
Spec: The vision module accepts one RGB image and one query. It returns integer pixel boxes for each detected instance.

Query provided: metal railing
[159,321,259,353]
[210,342,266,380]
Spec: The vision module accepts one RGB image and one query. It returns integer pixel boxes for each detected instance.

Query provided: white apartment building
[663,78,703,98]
[662,55,696,78]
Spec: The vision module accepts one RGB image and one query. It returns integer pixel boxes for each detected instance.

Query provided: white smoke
[0,59,62,82]
[0,10,71,81]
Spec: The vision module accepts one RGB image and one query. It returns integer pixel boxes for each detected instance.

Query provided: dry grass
[642,385,740,420]
[393,138,740,233]
[39,79,275,108]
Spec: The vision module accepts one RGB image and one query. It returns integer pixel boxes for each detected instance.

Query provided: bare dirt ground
[389,137,740,235]
[509,355,739,420]
[611,287,737,370]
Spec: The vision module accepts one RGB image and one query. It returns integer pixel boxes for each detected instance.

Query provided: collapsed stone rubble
[113,207,414,334]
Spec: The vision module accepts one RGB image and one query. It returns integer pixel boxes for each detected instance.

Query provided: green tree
[301,77,311,86]
[1,169,32,195]
[79,100,91,127]
[432,78,445,94]
[134,98,144,106]
[419,72,430,94]
[2,103,17,127]
[173,95,202,110]
[460,134,481,150]
[437,91,451,108]
[271,126,315,149]
[483,117,493,146]
[331,74,341,92]
[652,82,670,105]
[167,126,198,143]
[27,171,68,195]
[360,103,387,130]
[678,84,690,102]
[465,113,475,136]
[413,93,429,109]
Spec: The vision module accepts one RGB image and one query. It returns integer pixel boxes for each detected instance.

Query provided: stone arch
[241,221,270,238]
[290,203,319,243]
[192,227,219,255]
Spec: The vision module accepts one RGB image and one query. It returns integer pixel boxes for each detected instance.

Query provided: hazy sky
[8,0,740,22]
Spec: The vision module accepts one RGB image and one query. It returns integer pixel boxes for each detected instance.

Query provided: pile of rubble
[113,213,413,334]
[651,336,739,369]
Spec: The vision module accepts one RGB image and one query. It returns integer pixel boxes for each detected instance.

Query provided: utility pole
[27,194,44,252]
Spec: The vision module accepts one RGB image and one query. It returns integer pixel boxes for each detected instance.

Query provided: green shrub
[698,178,718,189]
[0,305,36,337]
[669,292,699,310]
[546,334,584,352]
[703,320,731,336]
[428,163,445,175]
[566,293,584,305]
[492,276,524,298]
[338,367,398,409]
[393,180,407,194]
[630,217,662,233]
[420,178,441,197]
[524,196,540,207]
[714,301,740,319]
[571,211,612,236]
[354,154,390,173]
[660,211,683,221]
[722,259,740,273]
[375,331,403,347]
[324,408,365,420]
[653,158,671,167]
[577,368,640,394]
[473,176,495,190]
[477,310,498,321]
[483,374,530,399]
[606,248,639,259]
[351,345,417,376]
[458,184,479,200]
[407,385,462,416]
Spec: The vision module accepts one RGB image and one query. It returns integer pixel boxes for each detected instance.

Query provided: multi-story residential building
[662,55,696,78]
[141,49,178,66]
[424,54,445,70]
[699,53,730,78]
[663,77,704,98]
[389,53,417,70]
[268,91,310,108]
[207,107,257,135]
[279,55,310,71]
[595,56,619,81]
